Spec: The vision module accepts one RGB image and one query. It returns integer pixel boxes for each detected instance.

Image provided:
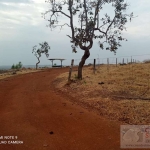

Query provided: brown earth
[0,68,145,150]
[54,64,150,125]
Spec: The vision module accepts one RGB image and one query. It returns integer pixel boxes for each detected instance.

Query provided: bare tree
[32,42,50,69]
[43,0,134,79]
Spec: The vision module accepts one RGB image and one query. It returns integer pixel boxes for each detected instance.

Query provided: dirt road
[0,68,126,150]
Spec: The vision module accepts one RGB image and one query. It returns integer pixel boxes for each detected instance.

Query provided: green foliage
[11,64,15,69]
[43,0,134,79]
[32,41,50,59]
[32,41,50,69]
[11,62,23,70]
[43,0,134,54]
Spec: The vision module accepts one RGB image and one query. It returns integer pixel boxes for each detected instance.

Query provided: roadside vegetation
[43,0,134,79]
[11,62,23,70]
[32,41,50,69]
[53,63,150,125]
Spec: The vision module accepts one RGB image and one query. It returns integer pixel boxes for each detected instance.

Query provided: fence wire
[69,54,150,100]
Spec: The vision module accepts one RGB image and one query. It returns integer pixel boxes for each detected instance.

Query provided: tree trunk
[78,49,90,79]
[36,58,40,70]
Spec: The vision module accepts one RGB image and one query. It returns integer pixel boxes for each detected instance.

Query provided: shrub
[143,59,150,63]
[11,64,15,69]
[11,62,23,70]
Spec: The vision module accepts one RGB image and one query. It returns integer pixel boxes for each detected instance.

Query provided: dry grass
[0,68,41,80]
[53,63,150,125]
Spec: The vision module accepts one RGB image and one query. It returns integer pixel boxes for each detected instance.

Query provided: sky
[0,0,150,66]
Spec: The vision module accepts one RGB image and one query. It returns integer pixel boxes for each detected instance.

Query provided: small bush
[11,62,23,70]
[143,59,150,63]
[11,64,15,69]
[88,63,92,66]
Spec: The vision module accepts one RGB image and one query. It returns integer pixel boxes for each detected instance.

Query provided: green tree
[18,62,23,69]
[11,64,15,69]
[11,62,23,70]
[43,0,134,79]
[32,41,50,69]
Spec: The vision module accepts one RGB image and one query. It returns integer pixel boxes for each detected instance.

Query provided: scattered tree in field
[11,62,23,70]
[32,42,50,69]
[43,0,134,79]
[11,64,15,69]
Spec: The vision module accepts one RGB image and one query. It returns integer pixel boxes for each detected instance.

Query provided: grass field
[0,68,40,80]
[53,63,150,125]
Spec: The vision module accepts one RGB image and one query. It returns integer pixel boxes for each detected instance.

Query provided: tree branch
[83,0,88,31]
[52,10,71,18]
[67,35,72,38]
[56,23,71,30]
[69,0,77,43]
[92,0,100,36]
[94,28,106,35]
[106,18,115,35]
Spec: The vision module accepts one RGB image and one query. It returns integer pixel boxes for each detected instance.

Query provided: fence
[68,54,150,100]
[71,54,150,65]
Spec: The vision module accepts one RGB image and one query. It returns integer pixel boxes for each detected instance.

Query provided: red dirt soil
[0,68,143,150]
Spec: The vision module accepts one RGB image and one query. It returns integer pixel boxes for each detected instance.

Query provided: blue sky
[0,0,150,66]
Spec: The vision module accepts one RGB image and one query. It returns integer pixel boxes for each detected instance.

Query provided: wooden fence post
[68,59,74,81]
[107,58,109,71]
[93,59,96,74]
[116,58,117,67]
[127,58,128,64]
[122,58,124,64]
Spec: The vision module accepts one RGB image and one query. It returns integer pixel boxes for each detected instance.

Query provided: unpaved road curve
[0,68,127,150]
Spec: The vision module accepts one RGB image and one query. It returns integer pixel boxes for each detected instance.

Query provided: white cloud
[0,1,47,27]
[124,5,150,38]
[0,0,150,66]
[31,0,45,3]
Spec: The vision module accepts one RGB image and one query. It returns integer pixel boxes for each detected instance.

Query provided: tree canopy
[43,0,134,79]
[32,41,50,69]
